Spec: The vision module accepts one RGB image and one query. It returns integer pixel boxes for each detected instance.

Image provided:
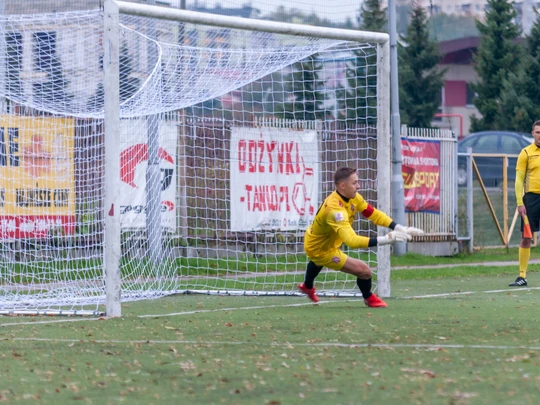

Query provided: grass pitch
[1,272,540,404]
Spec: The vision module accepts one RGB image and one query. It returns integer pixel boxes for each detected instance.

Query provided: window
[444,81,467,107]
[5,32,22,99]
[459,136,477,149]
[466,83,476,106]
[474,134,498,153]
[500,136,523,154]
[33,32,56,71]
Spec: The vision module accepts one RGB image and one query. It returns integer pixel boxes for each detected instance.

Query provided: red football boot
[298,283,319,303]
[364,293,388,308]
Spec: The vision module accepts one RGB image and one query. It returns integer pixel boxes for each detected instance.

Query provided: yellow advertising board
[0,116,75,239]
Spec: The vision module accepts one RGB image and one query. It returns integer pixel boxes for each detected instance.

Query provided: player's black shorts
[523,192,540,233]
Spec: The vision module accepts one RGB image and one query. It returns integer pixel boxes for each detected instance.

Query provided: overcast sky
[172,0,362,23]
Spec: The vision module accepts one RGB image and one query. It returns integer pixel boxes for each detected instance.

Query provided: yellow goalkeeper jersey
[516,143,540,194]
[304,191,393,257]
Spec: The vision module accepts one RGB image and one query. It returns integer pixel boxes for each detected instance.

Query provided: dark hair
[533,120,540,130]
[334,167,357,185]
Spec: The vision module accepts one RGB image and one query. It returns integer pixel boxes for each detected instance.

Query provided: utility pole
[388,0,406,256]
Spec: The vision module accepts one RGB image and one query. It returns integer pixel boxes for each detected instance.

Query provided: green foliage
[498,14,540,132]
[336,1,387,126]
[470,0,522,132]
[358,0,387,32]
[398,5,445,128]
[278,56,327,121]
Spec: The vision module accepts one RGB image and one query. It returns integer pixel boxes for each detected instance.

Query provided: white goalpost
[0,0,390,316]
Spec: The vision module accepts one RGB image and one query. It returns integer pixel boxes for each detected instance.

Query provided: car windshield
[500,135,524,154]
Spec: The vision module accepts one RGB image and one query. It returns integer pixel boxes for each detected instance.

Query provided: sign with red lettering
[401,138,440,213]
[118,119,177,230]
[230,127,319,231]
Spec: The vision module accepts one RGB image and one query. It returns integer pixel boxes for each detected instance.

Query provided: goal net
[0,1,390,315]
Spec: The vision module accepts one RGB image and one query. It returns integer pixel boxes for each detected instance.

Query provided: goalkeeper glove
[394,224,425,237]
[377,231,412,246]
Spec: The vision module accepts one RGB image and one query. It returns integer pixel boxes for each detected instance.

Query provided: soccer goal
[0,0,390,316]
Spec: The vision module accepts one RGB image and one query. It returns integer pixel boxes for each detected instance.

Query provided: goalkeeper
[299,167,424,307]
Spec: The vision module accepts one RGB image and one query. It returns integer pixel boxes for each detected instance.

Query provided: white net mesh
[0,9,386,313]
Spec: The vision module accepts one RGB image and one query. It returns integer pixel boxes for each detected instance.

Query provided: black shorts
[522,192,540,233]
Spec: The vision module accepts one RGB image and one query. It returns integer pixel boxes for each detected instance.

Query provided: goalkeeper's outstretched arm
[337,226,411,248]
[358,202,425,238]
[359,203,424,237]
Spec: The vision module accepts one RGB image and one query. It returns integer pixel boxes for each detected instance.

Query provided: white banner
[119,120,177,230]
[230,127,319,231]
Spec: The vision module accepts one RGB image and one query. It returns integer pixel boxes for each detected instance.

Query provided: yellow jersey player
[510,120,540,287]
[299,167,424,307]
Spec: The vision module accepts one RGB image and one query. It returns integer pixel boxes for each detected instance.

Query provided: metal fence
[401,126,459,249]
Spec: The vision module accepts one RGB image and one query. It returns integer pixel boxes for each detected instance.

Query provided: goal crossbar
[112,0,389,44]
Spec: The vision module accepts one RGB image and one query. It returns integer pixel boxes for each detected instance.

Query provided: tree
[498,13,540,132]
[470,0,522,132]
[278,56,327,121]
[334,0,386,126]
[398,5,445,127]
[337,45,381,126]
[357,0,387,32]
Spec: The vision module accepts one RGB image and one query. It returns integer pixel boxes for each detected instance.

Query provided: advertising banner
[401,138,441,213]
[0,116,75,239]
[119,120,177,230]
[230,127,319,231]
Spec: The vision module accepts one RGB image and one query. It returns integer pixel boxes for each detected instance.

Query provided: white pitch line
[0,287,536,327]
[0,317,101,327]
[140,287,540,318]
[8,337,540,351]
[402,286,540,299]
[137,299,353,318]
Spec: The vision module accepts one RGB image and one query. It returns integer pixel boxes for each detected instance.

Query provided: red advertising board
[401,138,440,213]
[0,215,75,239]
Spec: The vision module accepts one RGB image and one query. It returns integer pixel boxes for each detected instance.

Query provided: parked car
[457,131,533,186]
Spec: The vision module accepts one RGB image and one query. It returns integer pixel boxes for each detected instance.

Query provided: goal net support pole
[104,1,122,317]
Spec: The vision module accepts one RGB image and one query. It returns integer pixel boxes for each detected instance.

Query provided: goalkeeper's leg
[303,261,323,289]
[298,261,323,303]
[340,257,387,307]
